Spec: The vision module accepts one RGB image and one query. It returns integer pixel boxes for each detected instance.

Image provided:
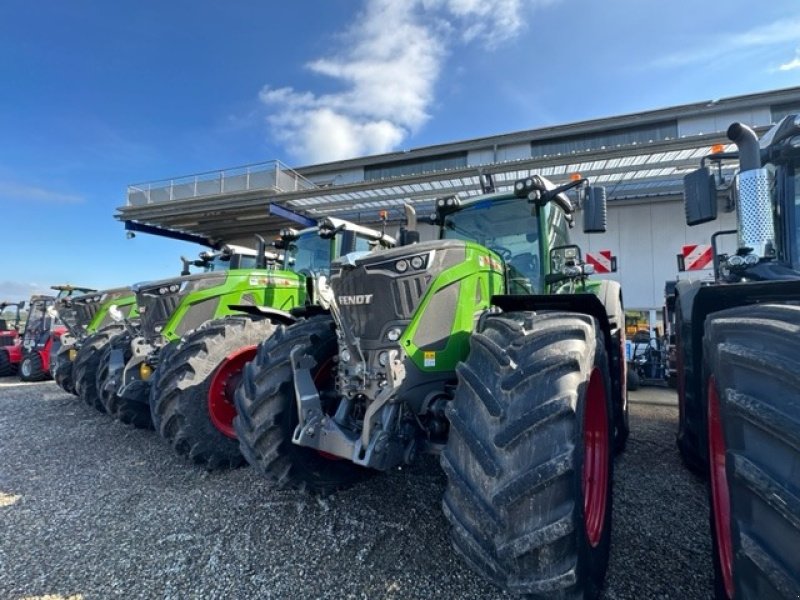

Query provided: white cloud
[653,17,800,68]
[260,0,553,164]
[779,51,800,71]
[0,180,84,205]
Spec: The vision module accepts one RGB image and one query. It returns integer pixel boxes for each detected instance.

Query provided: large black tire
[96,332,152,429]
[626,368,640,391]
[235,316,371,492]
[147,341,179,434]
[156,316,278,469]
[73,325,124,413]
[19,352,49,382]
[595,281,629,454]
[703,304,800,600]
[0,350,16,376]
[442,312,614,599]
[675,297,707,475]
[54,345,77,395]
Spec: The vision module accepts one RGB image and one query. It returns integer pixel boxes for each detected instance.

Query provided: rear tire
[73,325,124,413]
[156,316,278,470]
[19,352,49,382]
[235,316,371,493]
[442,312,614,598]
[703,304,800,599]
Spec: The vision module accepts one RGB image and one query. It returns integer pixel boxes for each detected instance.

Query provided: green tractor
[50,287,138,395]
[150,217,396,469]
[235,175,626,598]
[75,240,285,425]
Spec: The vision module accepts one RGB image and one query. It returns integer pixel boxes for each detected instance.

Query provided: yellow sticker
[424,351,436,367]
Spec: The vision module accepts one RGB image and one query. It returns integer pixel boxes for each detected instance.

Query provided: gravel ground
[0,377,711,600]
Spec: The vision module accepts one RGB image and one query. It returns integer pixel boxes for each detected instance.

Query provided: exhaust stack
[727,122,775,257]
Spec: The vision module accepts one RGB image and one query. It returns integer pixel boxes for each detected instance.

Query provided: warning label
[424,351,436,367]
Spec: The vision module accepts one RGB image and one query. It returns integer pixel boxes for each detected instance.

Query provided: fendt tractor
[235,175,627,598]
[15,285,95,382]
[150,216,396,469]
[675,116,800,599]
[50,286,138,394]
[73,241,280,424]
[65,248,239,401]
[0,301,25,376]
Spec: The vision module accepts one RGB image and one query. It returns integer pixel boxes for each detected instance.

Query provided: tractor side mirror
[583,187,607,234]
[683,167,717,226]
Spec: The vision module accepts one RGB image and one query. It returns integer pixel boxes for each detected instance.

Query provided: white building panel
[467,142,531,167]
[573,200,737,310]
[677,108,772,137]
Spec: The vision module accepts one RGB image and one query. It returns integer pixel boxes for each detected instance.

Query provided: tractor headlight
[727,255,744,267]
[340,348,351,363]
[744,254,759,265]
[386,328,402,342]
[395,259,409,273]
[378,351,389,367]
[410,256,424,270]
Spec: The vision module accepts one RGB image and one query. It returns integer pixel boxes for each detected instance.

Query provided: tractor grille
[137,291,183,338]
[73,302,100,329]
[330,241,466,342]
[0,335,15,347]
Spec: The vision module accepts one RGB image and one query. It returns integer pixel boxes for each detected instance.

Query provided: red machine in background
[0,301,25,376]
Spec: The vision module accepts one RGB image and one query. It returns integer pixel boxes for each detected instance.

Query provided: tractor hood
[329,240,468,342]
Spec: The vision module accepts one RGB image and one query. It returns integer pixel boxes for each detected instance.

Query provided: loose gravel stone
[0,377,711,599]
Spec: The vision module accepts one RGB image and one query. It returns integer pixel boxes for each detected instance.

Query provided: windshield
[203,255,234,272]
[285,233,332,274]
[441,197,543,292]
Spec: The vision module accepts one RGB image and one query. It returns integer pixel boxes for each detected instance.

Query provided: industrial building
[117,86,800,324]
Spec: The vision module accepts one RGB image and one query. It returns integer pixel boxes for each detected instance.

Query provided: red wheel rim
[708,376,734,598]
[208,345,257,439]
[582,367,610,547]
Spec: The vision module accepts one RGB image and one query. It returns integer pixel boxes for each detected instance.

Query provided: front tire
[73,325,124,412]
[19,352,49,382]
[703,304,800,599]
[235,316,371,493]
[0,350,17,376]
[97,332,152,429]
[155,316,278,470]
[442,312,614,599]
[54,345,77,395]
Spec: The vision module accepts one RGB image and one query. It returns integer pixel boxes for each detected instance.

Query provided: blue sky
[1,0,798,301]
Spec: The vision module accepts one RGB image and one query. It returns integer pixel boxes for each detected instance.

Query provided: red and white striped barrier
[681,244,713,270]
[586,249,616,273]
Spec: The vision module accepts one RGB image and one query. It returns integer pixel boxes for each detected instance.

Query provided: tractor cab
[437,174,610,293]
[21,295,59,352]
[0,301,25,348]
[278,217,396,278]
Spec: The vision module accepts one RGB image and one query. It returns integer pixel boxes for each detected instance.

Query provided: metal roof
[116,85,800,245]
